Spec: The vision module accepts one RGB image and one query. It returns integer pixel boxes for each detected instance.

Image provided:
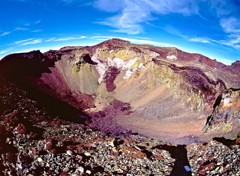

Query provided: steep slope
[0,38,239,144]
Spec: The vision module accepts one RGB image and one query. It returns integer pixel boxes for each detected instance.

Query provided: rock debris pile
[0,79,239,176]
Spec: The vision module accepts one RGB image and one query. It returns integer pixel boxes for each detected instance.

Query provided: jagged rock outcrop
[204,89,240,133]
[0,38,239,144]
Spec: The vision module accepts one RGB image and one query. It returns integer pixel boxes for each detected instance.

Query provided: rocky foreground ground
[0,79,239,176]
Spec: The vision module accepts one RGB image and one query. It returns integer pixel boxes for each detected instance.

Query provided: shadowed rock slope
[0,38,239,144]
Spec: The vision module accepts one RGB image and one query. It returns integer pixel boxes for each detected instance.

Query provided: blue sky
[0,0,240,65]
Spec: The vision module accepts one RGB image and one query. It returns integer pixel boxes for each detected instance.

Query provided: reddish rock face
[0,38,239,144]
[223,60,240,76]
[15,123,27,134]
[104,67,120,92]
[236,134,240,144]
[197,161,216,175]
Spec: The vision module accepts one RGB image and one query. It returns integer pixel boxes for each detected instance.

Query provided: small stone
[60,172,68,176]
[6,138,10,143]
[45,141,53,150]
[50,148,57,154]
[63,168,69,172]
[30,164,36,170]
[16,163,23,169]
[235,134,240,144]
[23,168,30,173]
[215,166,223,172]
[108,138,115,147]
[77,166,84,173]
[32,148,38,155]
[16,123,27,134]
[71,173,80,176]
[76,155,83,161]
[93,156,98,162]
[134,146,142,151]
[86,170,91,174]
[115,169,123,173]
[112,147,118,153]
[198,162,215,175]
[37,157,43,162]
[66,150,74,156]
[84,152,91,156]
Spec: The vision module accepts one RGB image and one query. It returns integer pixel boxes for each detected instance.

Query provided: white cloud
[164,27,212,44]
[45,38,56,42]
[207,36,240,49]
[21,39,42,46]
[93,0,123,12]
[163,16,240,50]
[0,49,9,54]
[164,26,187,38]
[53,36,86,41]
[220,38,240,49]
[218,58,234,65]
[209,0,232,17]
[13,36,86,47]
[14,38,34,44]
[219,17,240,49]
[92,0,239,57]
[135,36,150,40]
[15,27,29,31]
[0,32,11,36]
[0,26,30,37]
[0,48,12,59]
[31,29,42,32]
[80,2,92,6]
[189,37,210,43]
[120,37,180,47]
[94,0,199,34]
[220,17,240,33]
[35,20,41,24]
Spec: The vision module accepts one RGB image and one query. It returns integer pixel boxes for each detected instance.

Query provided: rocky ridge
[0,38,240,175]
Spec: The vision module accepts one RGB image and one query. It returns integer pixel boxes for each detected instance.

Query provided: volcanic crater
[1,38,240,144]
